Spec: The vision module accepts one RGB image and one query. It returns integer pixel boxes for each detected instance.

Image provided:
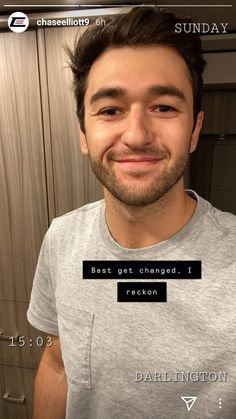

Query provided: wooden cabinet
[0,364,36,419]
[224,90,236,134]
[189,134,215,200]
[0,26,103,418]
[0,301,47,368]
[210,136,236,214]
[201,89,236,135]
[0,30,49,302]
[0,30,50,417]
[201,90,225,134]
[190,88,236,213]
[189,135,236,214]
[39,27,103,220]
[0,365,4,415]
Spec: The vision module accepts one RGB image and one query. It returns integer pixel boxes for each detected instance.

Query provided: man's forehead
[84,45,192,104]
[89,84,186,106]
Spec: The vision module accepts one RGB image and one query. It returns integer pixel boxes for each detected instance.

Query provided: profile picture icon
[8,11,29,33]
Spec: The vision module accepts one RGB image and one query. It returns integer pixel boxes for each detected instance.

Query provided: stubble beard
[88,151,189,207]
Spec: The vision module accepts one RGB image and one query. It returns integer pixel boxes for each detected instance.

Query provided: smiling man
[80,44,203,248]
[27,7,236,419]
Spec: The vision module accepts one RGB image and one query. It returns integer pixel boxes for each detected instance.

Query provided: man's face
[80,46,203,206]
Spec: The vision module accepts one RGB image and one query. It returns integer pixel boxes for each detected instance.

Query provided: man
[27,7,236,419]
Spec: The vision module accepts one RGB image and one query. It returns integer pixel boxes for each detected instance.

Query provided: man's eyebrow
[148,85,186,101]
[90,87,126,105]
[89,84,185,105]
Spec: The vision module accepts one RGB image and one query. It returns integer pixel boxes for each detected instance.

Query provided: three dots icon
[219,398,222,409]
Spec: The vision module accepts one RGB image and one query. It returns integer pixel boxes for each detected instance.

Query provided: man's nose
[120,108,154,148]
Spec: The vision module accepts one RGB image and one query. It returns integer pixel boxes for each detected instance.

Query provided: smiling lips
[114,156,164,167]
[116,156,161,161]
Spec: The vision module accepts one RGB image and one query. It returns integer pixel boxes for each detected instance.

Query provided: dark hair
[67,7,206,133]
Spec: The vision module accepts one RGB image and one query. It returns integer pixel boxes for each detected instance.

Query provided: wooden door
[0,28,49,419]
[0,30,49,302]
[38,27,103,219]
[1,364,36,419]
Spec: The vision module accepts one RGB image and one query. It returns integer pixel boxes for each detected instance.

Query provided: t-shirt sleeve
[27,222,59,335]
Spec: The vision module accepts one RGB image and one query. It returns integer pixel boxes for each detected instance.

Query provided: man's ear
[190,111,204,153]
[79,123,89,155]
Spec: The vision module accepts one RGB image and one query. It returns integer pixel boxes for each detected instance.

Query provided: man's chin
[90,157,187,206]
[112,160,165,178]
[105,183,172,207]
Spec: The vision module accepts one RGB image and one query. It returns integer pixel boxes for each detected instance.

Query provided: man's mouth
[113,157,164,169]
[115,157,162,162]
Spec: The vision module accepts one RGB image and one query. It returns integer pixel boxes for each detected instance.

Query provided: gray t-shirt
[27,190,236,419]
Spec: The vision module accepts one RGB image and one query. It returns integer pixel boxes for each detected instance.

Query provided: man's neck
[103,182,197,249]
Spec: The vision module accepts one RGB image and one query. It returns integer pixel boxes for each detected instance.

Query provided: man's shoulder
[49,199,104,236]
[54,199,104,222]
[207,202,236,235]
[187,190,236,234]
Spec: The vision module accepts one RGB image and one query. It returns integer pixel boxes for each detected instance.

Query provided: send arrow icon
[181,396,197,412]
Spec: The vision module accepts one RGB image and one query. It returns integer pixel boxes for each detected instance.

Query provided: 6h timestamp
[9,335,53,347]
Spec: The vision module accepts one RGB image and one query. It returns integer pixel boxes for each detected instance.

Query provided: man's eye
[158,105,175,112]
[100,108,121,116]
[154,105,176,113]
